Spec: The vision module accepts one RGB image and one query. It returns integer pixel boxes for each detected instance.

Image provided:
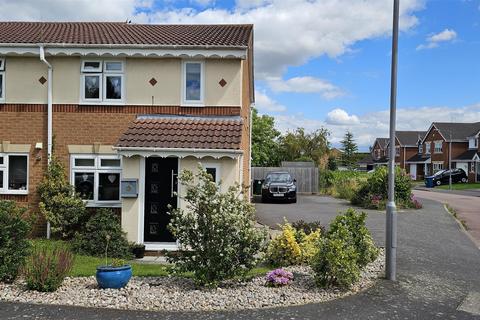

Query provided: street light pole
[386,0,400,281]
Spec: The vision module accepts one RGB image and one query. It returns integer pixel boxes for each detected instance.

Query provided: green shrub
[321,170,367,200]
[351,166,417,209]
[291,220,325,235]
[0,201,31,283]
[311,223,360,288]
[329,208,378,267]
[72,208,131,259]
[38,156,87,239]
[265,221,322,266]
[24,244,74,292]
[167,168,266,287]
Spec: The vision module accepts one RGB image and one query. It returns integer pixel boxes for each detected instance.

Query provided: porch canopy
[451,150,479,162]
[114,115,243,159]
[405,154,431,164]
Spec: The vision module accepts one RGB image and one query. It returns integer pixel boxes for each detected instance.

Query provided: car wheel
[461,177,468,183]
[436,180,442,186]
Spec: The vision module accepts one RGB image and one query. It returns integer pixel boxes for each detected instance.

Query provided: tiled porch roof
[115,115,243,150]
[453,150,479,161]
[406,154,431,163]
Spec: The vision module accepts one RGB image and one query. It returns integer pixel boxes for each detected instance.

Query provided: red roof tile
[116,116,243,150]
[0,22,252,48]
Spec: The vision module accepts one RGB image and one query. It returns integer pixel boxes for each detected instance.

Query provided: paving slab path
[1,196,480,319]
[413,189,480,248]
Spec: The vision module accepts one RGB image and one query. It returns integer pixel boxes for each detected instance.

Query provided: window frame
[80,60,125,105]
[434,141,443,154]
[418,144,423,154]
[395,146,400,157]
[202,162,221,185]
[0,153,29,195]
[433,162,443,173]
[70,154,122,207]
[0,57,5,102]
[425,143,431,154]
[182,60,205,106]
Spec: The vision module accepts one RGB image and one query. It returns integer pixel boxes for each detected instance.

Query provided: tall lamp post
[386,0,400,281]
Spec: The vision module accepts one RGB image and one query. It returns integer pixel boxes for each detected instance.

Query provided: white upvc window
[418,144,423,154]
[182,60,204,106]
[395,146,400,157]
[70,154,122,207]
[469,137,478,149]
[0,153,29,195]
[425,143,431,154]
[434,141,443,154]
[0,57,5,102]
[202,162,221,185]
[81,60,124,104]
[433,162,443,173]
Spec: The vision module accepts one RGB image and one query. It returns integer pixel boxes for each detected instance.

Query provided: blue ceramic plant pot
[96,265,132,289]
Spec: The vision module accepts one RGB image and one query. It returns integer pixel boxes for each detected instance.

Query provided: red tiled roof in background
[0,22,252,48]
[116,116,243,150]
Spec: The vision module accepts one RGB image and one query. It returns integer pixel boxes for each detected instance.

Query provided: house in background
[392,131,426,180]
[421,122,480,182]
[0,22,254,250]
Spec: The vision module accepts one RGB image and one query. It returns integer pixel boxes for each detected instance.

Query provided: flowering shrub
[265,268,294,287]
[291,220,325,235]
[0,201,31,283]
[167,167,267,287]
[351,167,420,209]
[24,244,74,292]
[265,221,322,266]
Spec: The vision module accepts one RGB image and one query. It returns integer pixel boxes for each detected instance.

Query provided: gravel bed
[0,250,384,311]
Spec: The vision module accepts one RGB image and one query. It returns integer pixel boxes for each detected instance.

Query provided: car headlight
[288,185,296,192]
[262,184,269,189]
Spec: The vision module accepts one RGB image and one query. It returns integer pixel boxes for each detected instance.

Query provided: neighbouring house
[0,22,254,250]
[420,122,480,182]
[391,131,426,180]
[357,138,389,170]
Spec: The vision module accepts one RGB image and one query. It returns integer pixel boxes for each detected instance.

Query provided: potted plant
[130,242,146,259]
[96,235,132,289]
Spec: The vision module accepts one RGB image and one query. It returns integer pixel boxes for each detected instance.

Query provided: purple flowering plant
[265,268,294,287]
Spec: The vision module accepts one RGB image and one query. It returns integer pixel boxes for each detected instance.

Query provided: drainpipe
[39,45,53,239]
[249,103,254,199]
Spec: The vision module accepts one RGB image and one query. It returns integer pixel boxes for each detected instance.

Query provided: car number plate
[273,193,284,197]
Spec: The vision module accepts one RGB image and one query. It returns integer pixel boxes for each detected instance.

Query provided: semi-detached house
[0,22,254,250]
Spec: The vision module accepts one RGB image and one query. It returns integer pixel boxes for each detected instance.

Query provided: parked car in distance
[426,168,468,186]
[261,171,297,203]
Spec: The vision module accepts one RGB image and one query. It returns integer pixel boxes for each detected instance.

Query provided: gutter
[0,42,248,50]
[39,45,53,239]
[113,146,244,154]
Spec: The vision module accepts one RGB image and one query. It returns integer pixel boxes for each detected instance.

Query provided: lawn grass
[30,239,271,278]
[437,183,480,190]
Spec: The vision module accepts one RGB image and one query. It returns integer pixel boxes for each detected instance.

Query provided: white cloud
[255,90,287,112]
[326,108,359,125]
[416,28,457,50]
[274,103,480,150]
[268,76,344,99]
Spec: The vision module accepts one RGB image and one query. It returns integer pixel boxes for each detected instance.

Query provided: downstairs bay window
[0,154,29,194]
[70,155,121,207]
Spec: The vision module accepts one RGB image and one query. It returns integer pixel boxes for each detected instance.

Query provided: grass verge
[445,204,468,230]
[437,183,480,190]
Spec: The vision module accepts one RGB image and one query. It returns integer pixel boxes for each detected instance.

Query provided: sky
[1,0,479,150]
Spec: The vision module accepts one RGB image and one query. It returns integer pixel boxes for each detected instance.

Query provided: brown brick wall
[240,35,253,191]
[0,103,243,235]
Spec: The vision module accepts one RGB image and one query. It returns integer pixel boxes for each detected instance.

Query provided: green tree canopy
[279,127,330,165]
[341,131,358,169]
[251,108,282,166]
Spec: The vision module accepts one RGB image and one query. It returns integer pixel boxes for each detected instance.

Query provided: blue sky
[1,0,479,150]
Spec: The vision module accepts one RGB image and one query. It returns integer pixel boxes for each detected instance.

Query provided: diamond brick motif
[219,78,227,87]
[149,78,157,86]
[39,76,47,85]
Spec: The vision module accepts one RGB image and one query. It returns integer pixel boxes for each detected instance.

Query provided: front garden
[0,162,385,311]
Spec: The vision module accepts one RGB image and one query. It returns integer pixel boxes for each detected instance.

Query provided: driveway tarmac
[1,196,480,319]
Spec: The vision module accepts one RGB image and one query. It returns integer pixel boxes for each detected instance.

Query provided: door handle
[171,170,178,198]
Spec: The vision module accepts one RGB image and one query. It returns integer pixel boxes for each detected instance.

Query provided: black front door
[144,157,178,242]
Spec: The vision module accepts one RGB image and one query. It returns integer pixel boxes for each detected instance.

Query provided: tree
[341,131,358,169]
[279,128,330,166]
[251,108,282,166]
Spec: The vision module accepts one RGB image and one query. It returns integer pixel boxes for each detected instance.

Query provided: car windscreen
[433,170,446,176]
[265,173,292,183]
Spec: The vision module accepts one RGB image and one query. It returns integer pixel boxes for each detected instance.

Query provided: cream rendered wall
[121,156,141,243]
[5,57,48,103]
[3,56,242,106]
[204,59,241,106]
[125,58,181,105]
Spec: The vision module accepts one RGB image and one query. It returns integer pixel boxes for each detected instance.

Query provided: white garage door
[409,164,417,180]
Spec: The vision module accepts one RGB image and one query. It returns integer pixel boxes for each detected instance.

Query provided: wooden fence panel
[252,167,319,194]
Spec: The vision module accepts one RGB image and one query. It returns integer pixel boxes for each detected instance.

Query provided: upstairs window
[469,137,478,149]
[395,146,400,157]
[182,61,204,105]
[70,155,122,207]
[425,143,431,154]
[434,141,443,154]
[81,60,124,104]
[418,144,423,154]
[0,154,29,194]
[0,57,5,102]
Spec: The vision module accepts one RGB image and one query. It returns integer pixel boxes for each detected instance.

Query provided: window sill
[85,201,121,208]
[0,191,28,195]
[181,102,205,107]
[79,101,125,106]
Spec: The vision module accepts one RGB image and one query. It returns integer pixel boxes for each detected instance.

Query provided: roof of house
[374,138,389,149]
[427,122,480,141]
[453,150,479,161]
[395,131,426,146]
[405,154,431,163]
[0,22,252,48]
[357,154,374,165]
[115,115,243,150]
